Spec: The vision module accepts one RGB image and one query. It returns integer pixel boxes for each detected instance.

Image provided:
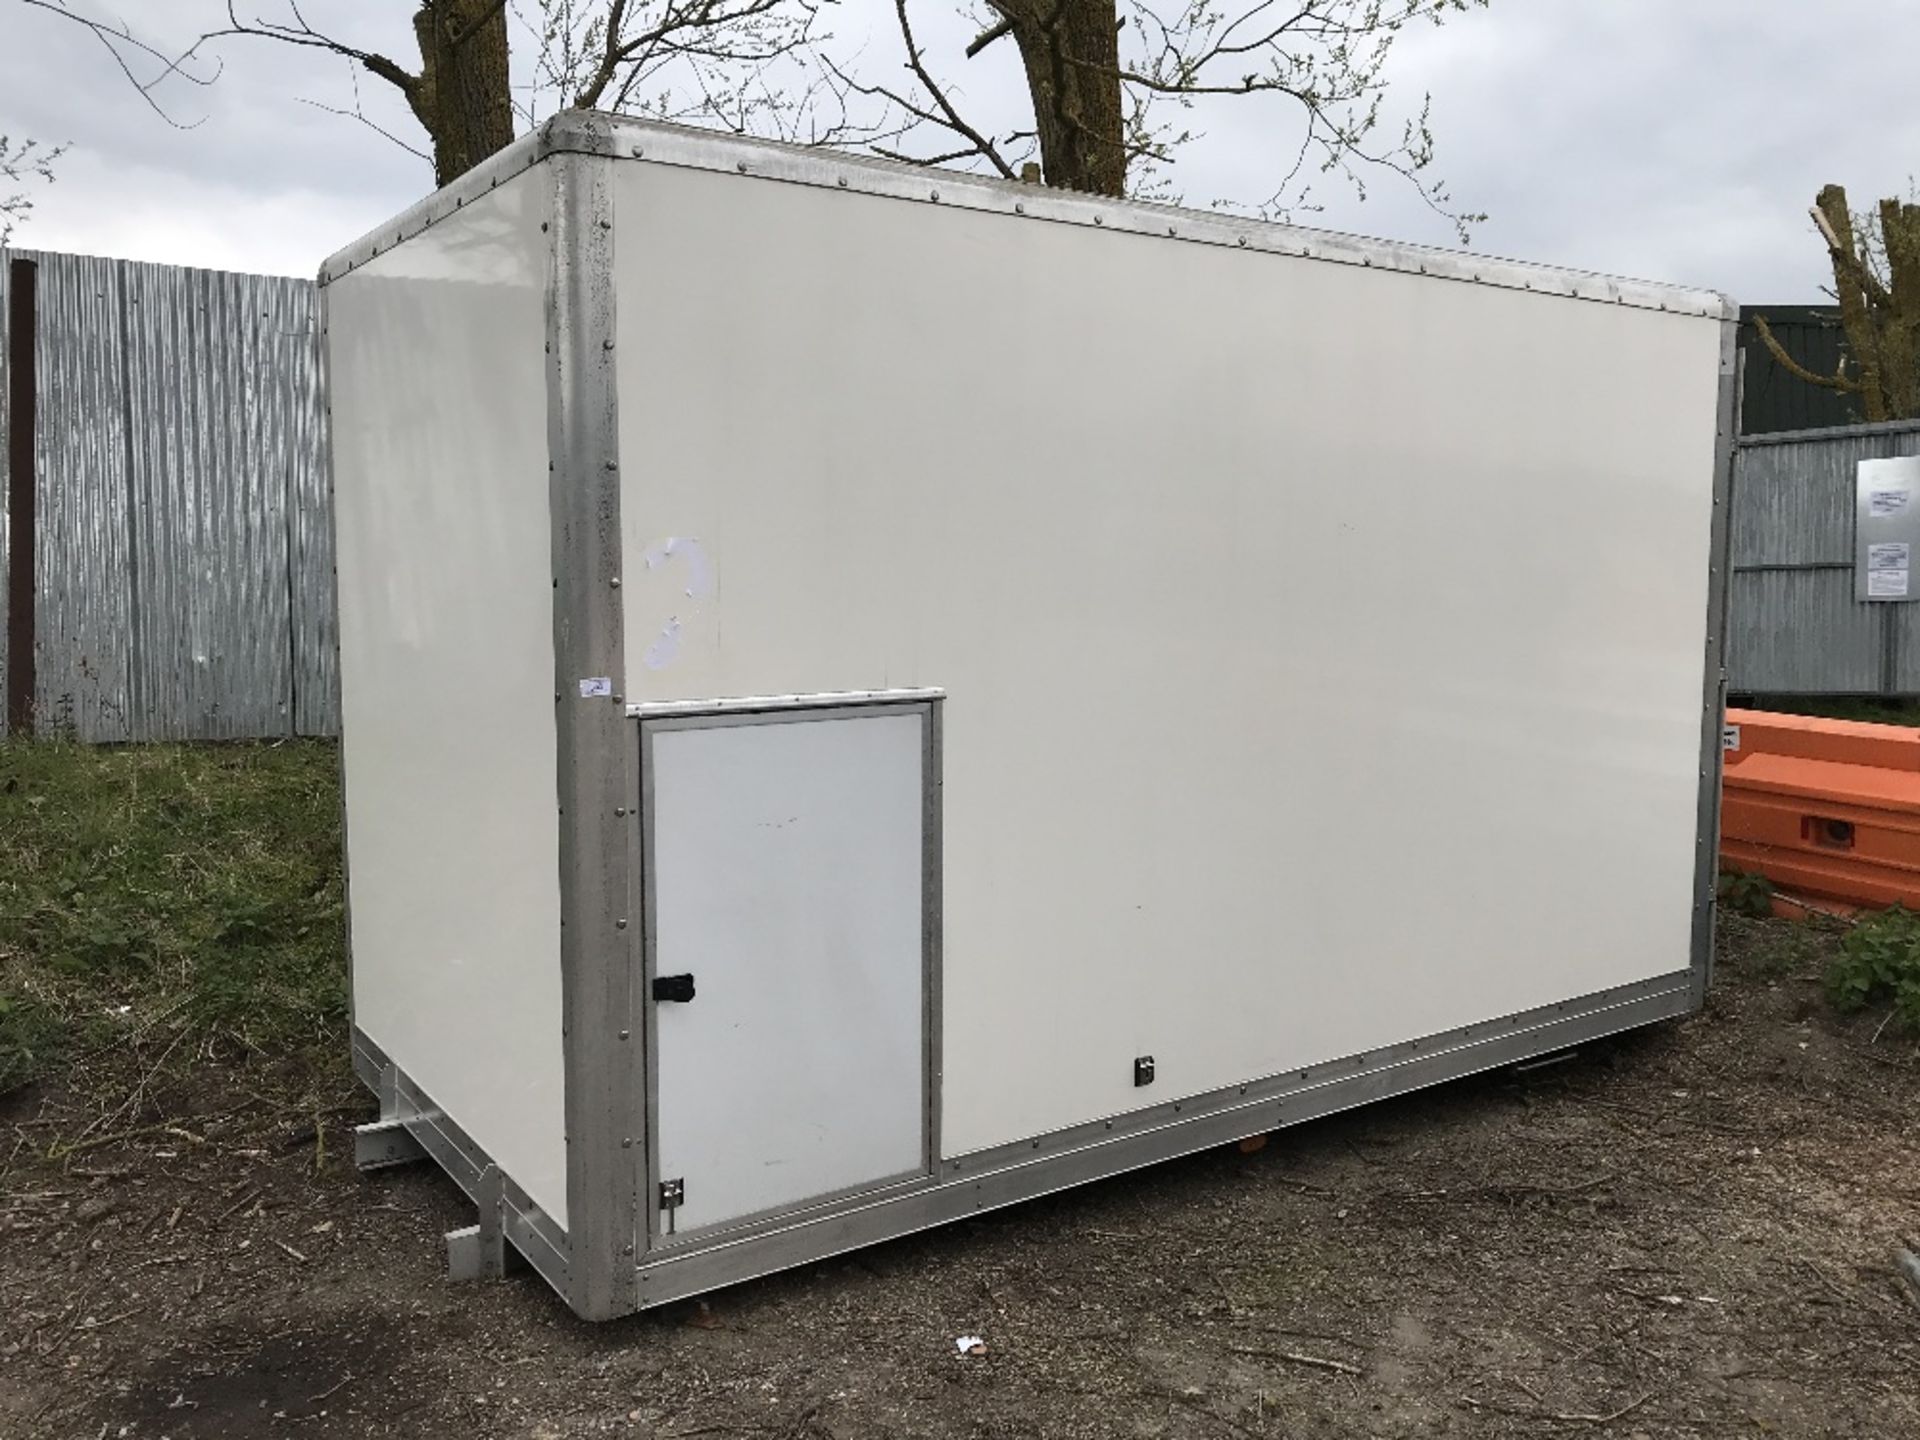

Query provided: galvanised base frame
[333,112,1737,1322]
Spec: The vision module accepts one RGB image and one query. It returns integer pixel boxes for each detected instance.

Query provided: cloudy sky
[3,0,1916,301]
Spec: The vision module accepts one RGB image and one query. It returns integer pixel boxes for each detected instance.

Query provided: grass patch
[0,738,344,1101]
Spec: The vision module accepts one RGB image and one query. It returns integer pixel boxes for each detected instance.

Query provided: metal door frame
[632,689,944,1253]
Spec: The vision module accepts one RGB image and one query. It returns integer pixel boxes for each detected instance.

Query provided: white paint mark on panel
[644,618,684,670]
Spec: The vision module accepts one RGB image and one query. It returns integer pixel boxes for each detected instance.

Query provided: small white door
[644,703,932,1236]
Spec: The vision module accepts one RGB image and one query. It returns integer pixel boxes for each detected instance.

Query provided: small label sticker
[578,677,613,698]
[1722,725,1741,753]
[1871,487,1912,518]
[1868,541,1910,570]
[1870,568,1910,599]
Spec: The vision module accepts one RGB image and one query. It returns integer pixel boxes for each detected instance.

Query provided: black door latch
[652,973,696,1003]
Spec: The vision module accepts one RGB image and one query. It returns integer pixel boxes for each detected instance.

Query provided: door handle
[653,974,696,1003]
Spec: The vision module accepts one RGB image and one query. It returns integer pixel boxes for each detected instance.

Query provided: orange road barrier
[1720,707,1920,911]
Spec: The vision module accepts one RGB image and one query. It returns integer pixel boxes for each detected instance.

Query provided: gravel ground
[3,913,1918,1439]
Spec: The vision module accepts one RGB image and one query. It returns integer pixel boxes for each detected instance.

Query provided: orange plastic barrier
[1720,707,1920,910]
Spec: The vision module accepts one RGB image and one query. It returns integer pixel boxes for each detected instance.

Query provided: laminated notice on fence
[1870,568,1910,599]
[1867,542,1910,599]
[1856,457,1920,602]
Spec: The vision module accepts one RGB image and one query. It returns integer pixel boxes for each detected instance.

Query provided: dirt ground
[4,915,1918,1440]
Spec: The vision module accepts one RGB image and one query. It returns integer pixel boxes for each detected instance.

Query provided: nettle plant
[1828,904,1920,1031]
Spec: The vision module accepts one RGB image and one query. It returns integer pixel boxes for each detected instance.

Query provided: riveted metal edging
[321,281,361,1055]
[612,970,1686,1268]
[594,117,1730,320]
[544,130,643,1320]
[1691,319,1741,1006]
[626,687,945,719]
[319,113,1730,322]
[628,971,1695,1311]
[954,975,1692,1176]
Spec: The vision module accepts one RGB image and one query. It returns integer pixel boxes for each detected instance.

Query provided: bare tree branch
[214,2,422,107]
[888,0,1017,179]
[19,0,1476,239]
[873,142,994,165]
[294,61,432,164]
[832,0,1482,231]
[965,17,1013,57]
[18,0,223,127]
[1751,313,1862,396]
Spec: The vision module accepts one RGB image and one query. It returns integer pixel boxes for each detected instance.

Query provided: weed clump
[1827,904,1920,1031]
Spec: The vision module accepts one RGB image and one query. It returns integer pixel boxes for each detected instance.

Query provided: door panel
[645,704,931,1235]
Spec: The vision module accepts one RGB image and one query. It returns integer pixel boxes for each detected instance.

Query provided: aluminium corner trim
[1691,316,1741,1003]
[319,277,358,1051]
[544,133,644,1321]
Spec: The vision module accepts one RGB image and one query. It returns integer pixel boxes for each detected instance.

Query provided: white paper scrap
[578,676,614,698]
[1868,542,1910,570]
[1871,488,1912,518]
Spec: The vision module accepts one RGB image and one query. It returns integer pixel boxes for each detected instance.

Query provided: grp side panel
[326,170,568,1225]
[611,163,1720,1157]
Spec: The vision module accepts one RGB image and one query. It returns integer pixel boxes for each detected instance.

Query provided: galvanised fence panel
[1729,419,1920,696]
[0,248,337,740]
[1,256,9,736]
[30,251,136,739]
[287,294,337,739]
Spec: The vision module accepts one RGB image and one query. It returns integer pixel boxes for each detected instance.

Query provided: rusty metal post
[5,256,37,735]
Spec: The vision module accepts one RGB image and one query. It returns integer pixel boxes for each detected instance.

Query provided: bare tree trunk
[1879,197,1920,421]
[1818,185,1888,422]
[411,0,516,187]
[1004,0,1126,195]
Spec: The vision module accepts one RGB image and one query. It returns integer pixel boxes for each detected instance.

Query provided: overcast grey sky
[3,1,1915,300]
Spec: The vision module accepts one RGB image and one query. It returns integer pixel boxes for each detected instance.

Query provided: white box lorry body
[321,112,1734,1319]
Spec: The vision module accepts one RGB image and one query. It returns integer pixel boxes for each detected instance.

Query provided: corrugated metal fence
[0,249,337,740]
[1728,418,1920,696]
